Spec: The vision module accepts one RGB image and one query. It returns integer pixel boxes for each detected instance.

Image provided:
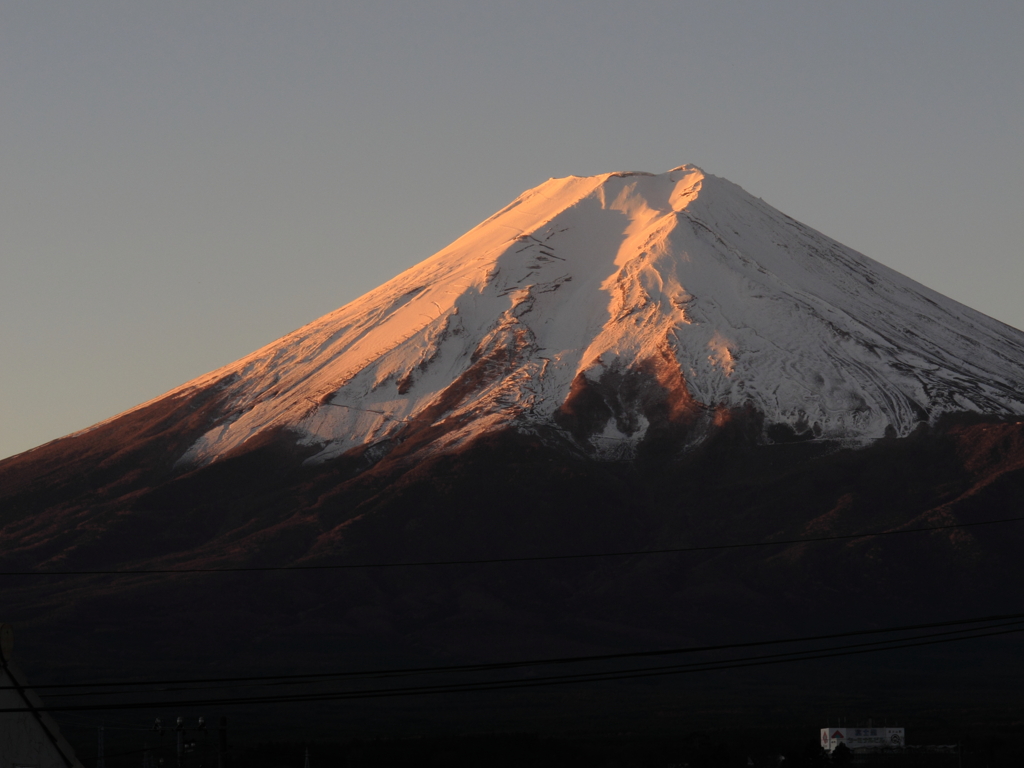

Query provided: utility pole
[97,725,105,768]
[218,717,228,768]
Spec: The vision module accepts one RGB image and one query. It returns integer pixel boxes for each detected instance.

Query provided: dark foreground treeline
[90,728,1021,768]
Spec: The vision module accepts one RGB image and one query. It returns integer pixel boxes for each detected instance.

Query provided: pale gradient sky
[2,1,1022,460]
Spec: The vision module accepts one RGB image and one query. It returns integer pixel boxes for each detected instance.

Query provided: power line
[9,611,1023,694]
[2,516,1020,577]
[3,619,1020,714]
[40,617,1024,701]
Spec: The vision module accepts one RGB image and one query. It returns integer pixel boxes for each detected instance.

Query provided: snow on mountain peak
[165,166,1024,467]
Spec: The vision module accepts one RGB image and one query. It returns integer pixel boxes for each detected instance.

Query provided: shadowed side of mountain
[1,416,1023,689]
[0,383,238,567]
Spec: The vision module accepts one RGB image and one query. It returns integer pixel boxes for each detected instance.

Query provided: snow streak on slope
[170,166,1024,466]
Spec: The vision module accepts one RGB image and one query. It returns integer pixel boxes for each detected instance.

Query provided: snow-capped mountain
[4,167,1024,730]
[102,166,1024,467]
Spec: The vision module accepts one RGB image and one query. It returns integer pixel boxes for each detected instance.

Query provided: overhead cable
[2,516,1020,577]
[4,612,1021,710]
[1,619,1019,713]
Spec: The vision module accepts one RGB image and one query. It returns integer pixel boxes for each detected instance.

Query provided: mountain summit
[136,165,1024,468]
[3,168,1024,734]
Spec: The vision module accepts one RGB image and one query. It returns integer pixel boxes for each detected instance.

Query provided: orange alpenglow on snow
[74,166,1024,467]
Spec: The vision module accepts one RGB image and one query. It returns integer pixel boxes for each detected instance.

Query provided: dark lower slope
[1,410,1023,734]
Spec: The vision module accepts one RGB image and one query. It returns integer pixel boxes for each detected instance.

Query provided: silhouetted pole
[97,725,105,768]
[218,716,228,768]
